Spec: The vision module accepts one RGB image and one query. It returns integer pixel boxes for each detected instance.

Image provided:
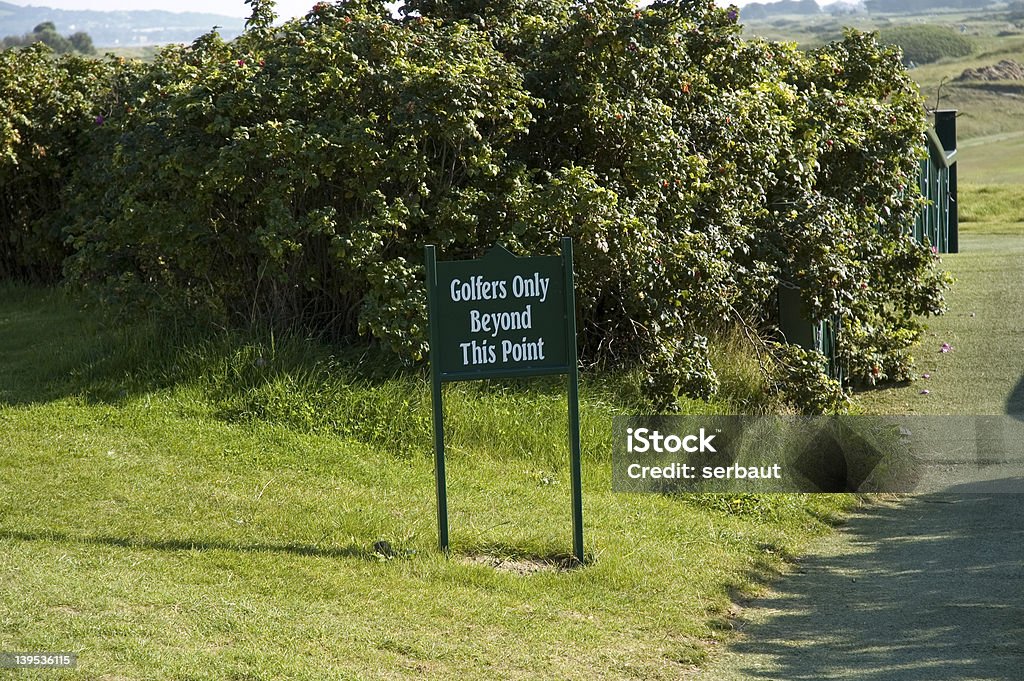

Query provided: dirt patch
[461,554,578,575]
[956,59,1024,81]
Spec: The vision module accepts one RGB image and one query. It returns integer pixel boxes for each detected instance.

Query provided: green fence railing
[778,283,842,383]
[916,109,959,254]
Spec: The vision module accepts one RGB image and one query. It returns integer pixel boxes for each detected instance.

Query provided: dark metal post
[562,237,584,563]
[424,245,449,553]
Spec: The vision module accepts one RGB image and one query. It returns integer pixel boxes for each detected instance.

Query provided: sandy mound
[956,59,1024,81]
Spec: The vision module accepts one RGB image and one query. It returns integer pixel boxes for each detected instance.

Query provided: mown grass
[0,284,853,680]
[959,183,1024,223]
[957,134,1024,185]
[853,202,1024,416]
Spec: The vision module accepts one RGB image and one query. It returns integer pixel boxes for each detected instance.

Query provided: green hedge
[879,25,974,65]
[0,45,131,280]
[2,0,949,409]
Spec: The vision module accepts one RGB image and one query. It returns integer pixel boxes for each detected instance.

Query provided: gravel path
[697,494,1024,680]
[695,231,1024,679]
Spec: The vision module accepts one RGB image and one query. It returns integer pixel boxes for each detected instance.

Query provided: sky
[5,0,824,22]
[6,0,317,20]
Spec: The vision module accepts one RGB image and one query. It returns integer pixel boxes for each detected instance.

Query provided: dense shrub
[0,44,129,281]
[64,3,539,343]
[878,25,974,65]
[43,0,947,409]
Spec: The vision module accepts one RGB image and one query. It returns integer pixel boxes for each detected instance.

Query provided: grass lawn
[2,19,1019,671]
[958,134,1024,185]
[853,204,1024,415]
[0,285,854,680]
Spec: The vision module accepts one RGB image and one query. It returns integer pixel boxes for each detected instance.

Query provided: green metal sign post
[424,238,584,563]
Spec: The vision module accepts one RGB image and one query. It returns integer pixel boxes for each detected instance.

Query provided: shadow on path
[703,492,1024,680]
[1008,373,1024,419]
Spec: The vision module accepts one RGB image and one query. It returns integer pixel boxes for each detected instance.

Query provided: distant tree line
[2,22,95,55]
[1007,1,1024,22]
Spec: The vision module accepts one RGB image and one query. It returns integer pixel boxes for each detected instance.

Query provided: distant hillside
[864,0,994,12]
[742,0,822,21]
[0,1,243,47]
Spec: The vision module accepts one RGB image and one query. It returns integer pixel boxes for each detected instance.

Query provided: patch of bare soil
[461,554,578,575]
[956,59,1024,81]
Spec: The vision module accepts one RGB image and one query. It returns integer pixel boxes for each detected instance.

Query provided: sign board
[432,246,569,380]
[425,238,584,562]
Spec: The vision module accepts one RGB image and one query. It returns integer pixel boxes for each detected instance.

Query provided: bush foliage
[0,45,133,280]
[0,0,949,409]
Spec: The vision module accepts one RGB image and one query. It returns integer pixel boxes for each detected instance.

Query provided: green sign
[432,246,568,380]
[425,238,584,563]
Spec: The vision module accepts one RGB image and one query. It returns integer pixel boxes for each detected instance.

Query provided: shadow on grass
[0,284,583,410]
[0,283,422,409]
[717,490,1024,680]
[0,528,381,562]
[0,285,647,464]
